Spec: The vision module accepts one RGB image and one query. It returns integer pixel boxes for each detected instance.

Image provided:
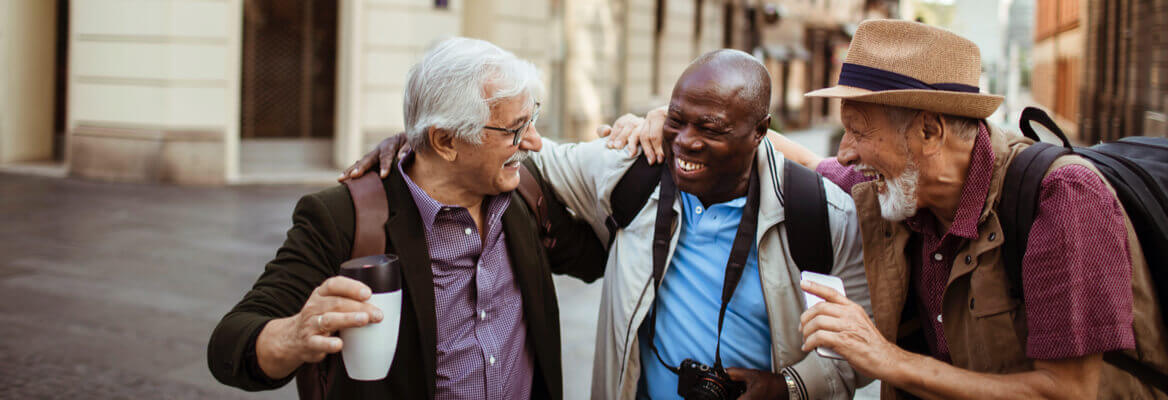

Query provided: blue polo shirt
[637,191,772,400]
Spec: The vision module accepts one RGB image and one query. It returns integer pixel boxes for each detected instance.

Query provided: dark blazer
[208,160,606,399]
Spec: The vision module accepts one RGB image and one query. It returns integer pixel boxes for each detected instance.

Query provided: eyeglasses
[484,102,540,146]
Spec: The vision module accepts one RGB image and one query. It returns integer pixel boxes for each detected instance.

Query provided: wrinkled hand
[725,367,787,400]
[596,106,667,164]
[799,280,901,379]
[338,134,409,181]
[256,276,384,378]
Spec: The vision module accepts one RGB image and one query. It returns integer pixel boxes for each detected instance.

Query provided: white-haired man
[208,37,606,400]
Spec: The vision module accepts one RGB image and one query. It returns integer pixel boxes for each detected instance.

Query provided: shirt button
[489,356,496,365]
[479,310,487,320]
[936,314,944,323]
[695,206,703,214]
[933,253,943,261]
[464,227,473,236]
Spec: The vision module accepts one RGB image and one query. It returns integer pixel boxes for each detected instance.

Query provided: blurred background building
[3,0,1163,186]
[0,0,895,185]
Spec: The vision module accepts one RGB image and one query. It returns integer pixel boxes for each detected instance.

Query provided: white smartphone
[800,271,847,360]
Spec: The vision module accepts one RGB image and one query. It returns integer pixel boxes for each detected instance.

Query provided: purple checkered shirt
[399,154,534,400]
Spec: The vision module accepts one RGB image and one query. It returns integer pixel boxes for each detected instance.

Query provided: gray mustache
[506,150,530,165]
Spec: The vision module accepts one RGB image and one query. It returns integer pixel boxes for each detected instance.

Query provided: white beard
[876,159,920,222]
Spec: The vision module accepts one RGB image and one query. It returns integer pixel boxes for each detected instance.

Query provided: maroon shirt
[816,123,1135,360]
[399,155,534,400]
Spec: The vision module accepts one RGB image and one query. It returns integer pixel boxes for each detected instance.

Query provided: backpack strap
[604,153,835,274]
[516,163,556,249]
[999,142,1072,297]
[1019,106,1073,148]
[782,159,834,275]
[1000,108,1075,298]
[343,173,390,258]
[605,155,663,245]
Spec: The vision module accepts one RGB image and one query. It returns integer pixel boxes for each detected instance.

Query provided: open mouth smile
[855,166,887,192]
[675,156,706,173]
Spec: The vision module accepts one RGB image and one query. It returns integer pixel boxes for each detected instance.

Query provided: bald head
[675,49,772,122]
[663,49,773,207]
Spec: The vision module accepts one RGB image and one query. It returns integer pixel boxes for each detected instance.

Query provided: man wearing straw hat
[758,19,1168,399]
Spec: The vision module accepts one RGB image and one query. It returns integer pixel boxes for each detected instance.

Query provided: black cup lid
[339,254,401,293]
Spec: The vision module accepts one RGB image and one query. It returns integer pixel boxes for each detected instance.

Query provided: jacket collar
[981,123,1034,223]
[756,139,787,240]
[381,165,438,398]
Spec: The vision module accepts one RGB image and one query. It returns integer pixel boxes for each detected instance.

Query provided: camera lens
[683,377,731,400]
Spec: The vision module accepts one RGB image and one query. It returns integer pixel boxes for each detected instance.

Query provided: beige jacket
[531,138,872,400]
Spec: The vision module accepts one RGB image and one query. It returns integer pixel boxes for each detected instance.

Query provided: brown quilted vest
[854,125,1168,399]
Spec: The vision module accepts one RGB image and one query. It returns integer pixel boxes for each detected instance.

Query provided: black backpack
[603,142,836,276]
[999,107,1168,393]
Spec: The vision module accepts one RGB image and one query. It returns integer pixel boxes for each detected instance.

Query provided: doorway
[52,0,69,161]
[239,0,338,177]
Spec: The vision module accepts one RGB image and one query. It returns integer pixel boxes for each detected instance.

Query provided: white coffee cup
[338,254,402,381]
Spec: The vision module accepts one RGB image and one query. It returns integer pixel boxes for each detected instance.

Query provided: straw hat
[805,19,1003,119]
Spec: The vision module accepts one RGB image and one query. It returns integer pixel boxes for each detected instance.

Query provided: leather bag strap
[343,173,389,258]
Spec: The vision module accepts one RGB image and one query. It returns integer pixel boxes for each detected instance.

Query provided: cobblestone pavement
[0,171,875,399]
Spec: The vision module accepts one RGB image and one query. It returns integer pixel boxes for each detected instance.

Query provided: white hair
[402,37,543,151]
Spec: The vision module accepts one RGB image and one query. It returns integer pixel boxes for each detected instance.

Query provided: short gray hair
[853,101,980,140]
[403,37,543,151]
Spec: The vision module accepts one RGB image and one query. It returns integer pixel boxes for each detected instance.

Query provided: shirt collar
[397,151,512,230]
[680,191,747,210]
[398,152,444,229]
[906,122,994,239]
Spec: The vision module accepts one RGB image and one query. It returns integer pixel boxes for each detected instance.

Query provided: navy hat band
[837,63,980,94]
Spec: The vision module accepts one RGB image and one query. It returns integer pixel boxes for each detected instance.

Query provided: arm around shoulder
[529,138,639,231]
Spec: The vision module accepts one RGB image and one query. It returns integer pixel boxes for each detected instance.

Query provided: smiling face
[663,61,768,205]
[450,95,539,196]
[837,101,921,220]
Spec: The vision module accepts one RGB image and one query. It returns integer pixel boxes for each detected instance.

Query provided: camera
[676,359,746,400]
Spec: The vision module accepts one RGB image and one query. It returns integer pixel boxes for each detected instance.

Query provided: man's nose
[836,132,859,167]
[674,125,703,152]
[519,125,542,152]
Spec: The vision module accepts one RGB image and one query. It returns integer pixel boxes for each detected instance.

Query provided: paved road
[0,169,875,399]
[0,172,602,399]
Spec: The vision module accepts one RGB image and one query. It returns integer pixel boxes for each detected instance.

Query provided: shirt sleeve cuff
[1027,322,1136,360]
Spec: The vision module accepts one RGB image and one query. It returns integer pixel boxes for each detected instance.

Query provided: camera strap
[646,163,761,373]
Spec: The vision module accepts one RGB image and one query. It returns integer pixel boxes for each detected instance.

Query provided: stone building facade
[0,0,892,185]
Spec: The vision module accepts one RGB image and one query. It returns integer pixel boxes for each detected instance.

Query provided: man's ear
[753,114,771,142]
[919,112,945,156]
[427,127,459,162]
